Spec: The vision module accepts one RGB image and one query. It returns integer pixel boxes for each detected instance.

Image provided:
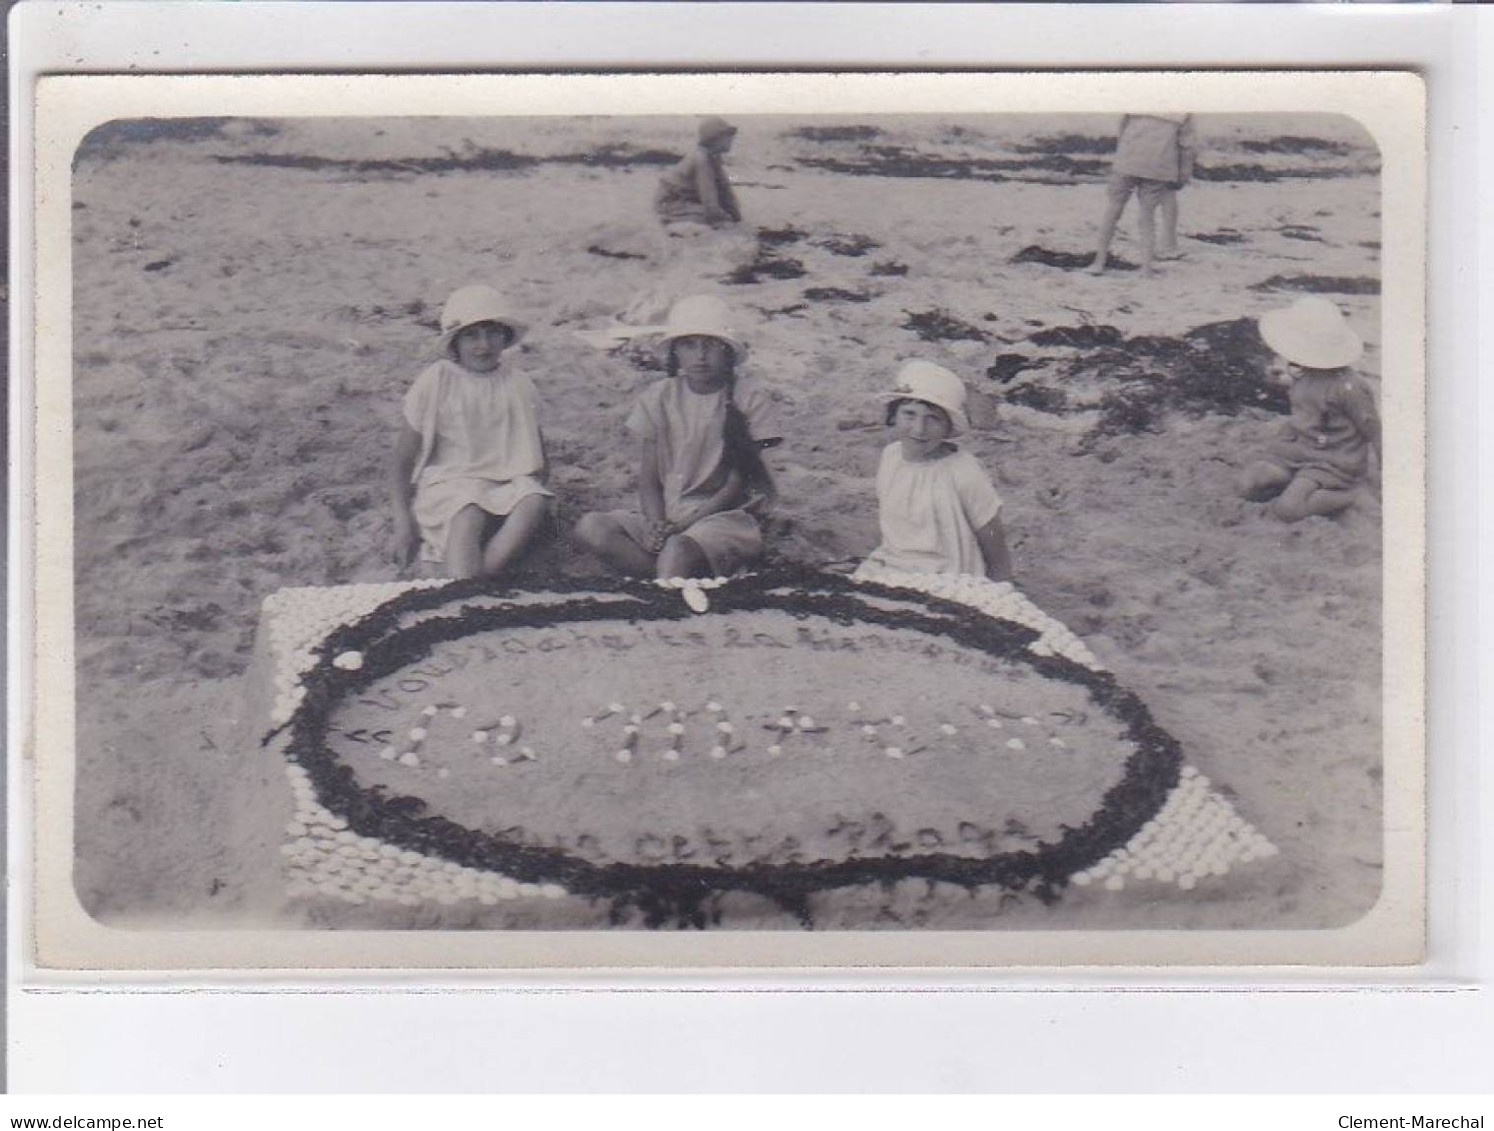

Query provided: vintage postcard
[23,71,1424,970]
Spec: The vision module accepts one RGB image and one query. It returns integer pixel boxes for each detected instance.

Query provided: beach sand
[68,112,1383,929]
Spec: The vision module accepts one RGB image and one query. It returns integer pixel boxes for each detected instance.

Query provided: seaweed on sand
[1249,275,1380,296]
[903,309,990,344]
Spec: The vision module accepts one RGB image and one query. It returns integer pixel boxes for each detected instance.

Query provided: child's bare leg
[1088,192,1128,274]
[1239,461,1292,502]
[444,504,490,579]
[656,534,710,580]
[1137,195,1159,272]
[573,512,657,577]
[480,493,552,576]
[1271,475,1356,523]
[1156,189,1181,258]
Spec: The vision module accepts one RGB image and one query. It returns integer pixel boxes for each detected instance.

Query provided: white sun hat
[880,359,971,435]
[438,284,527,353]
[1258,295,1363,370]
[655,294,748,362]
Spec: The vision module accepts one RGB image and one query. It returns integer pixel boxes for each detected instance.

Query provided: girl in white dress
[859,360,1013,583]
[389,285,553,578]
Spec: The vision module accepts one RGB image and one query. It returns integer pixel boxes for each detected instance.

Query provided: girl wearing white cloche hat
[858,359,1013,583]
[1238,295,1382,522]
[574,294,781,580]
[389,284,553,577]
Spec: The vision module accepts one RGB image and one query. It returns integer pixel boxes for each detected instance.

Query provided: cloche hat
[880,359,971,435]
[438,284,527,354]
[698,116,738,145]
[1258,295,1363,370]
[655,294,748,362]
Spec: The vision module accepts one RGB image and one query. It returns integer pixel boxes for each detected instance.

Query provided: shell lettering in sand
[259,569,1276,927]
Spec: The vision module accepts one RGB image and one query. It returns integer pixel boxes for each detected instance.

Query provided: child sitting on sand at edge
[574,294,780,580]
[1238,295,1381,522]
[1088,113,1195,275]
[654,117,743,229]
[390,284,554,578]
[857,360,1014,583]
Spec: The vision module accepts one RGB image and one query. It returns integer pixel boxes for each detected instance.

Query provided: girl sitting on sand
[1089,113,1195,275]
[574,294,780,580]
[389,284,553,578]
[1238,295,1381,522]
[654,117,743,229]
[857,360,1013,582]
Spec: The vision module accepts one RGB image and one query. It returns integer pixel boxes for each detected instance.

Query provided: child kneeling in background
[859,360,1013,583]
[1239,295,1381,522]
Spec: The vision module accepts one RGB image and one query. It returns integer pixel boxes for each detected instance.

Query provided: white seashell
[1005,738,1026,751]
[861,725,878,737]
[608,702,625,714]
[683,587,710,613]
[660,701,676,713]
[471,731,489,743]
[422,705,438,717]
[667,722,685,736]
[1048,737,1067,748]
[884,746,904,759]
[987,718,1004,729]
[451,707,467,719]
[1071,871,1093,887]
[490,756,508,767]
[716,721,734,734]
[495,733,513,746]
[797,716,816,730]
[499,715,516,729]
[408,728,427,742]
[939,723,957,736]
[398,752,420,767]
[615,750,632,763]
[332,651,364,671]
[709,746,727,760]
[541,884,567,899]
[767,744,783,757]
[775,716,793,729]
[1021,716,1039,726]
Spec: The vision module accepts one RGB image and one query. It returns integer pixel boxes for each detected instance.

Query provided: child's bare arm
[695,154,737,222]
[976,514,1014,583]
[676,467,746,528]
[389,424,422,566]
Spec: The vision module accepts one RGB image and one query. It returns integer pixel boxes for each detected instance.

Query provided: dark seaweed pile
[903,309,990,343]
[996,318,1288,439]
[273,569,1183,929]
[1012,245,1138,273]
[210,143,678,177]
[1249,275,1380,296]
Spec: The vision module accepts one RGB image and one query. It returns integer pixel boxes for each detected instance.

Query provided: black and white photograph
[28,72,1424,968]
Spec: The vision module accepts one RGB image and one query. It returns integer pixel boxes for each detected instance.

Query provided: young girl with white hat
[1238,295,1381,522]
[389,284,553,577]
[858,360,1013,582]
[574,294,781,579]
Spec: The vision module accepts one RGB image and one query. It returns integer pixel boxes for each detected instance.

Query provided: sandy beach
[68,111,1383,930]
